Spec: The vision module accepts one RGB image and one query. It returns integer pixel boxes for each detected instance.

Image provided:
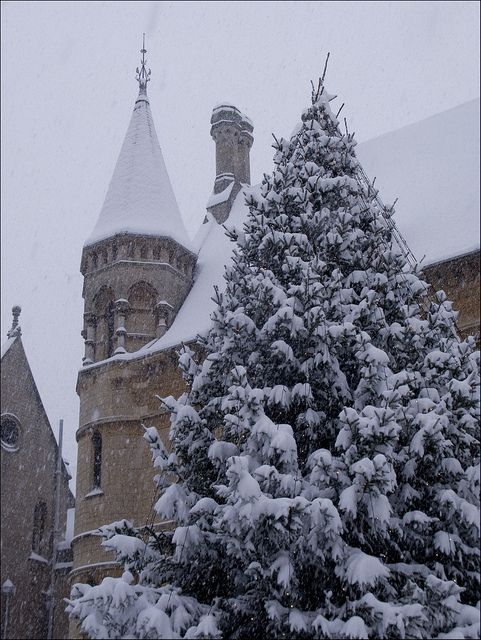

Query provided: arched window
[92,252,98,270]
[32,501,47,553]
[92,431,102,488]
[112,241,118,262]
[1,414,20,451]
[140,244,148,260]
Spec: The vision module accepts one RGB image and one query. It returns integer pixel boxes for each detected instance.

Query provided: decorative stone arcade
[80,234,196,364]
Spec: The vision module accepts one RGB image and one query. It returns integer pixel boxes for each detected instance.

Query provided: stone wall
[72,346,191,583]
[80,234,196,364]
[1,337,73,639]
[423,249,480,342]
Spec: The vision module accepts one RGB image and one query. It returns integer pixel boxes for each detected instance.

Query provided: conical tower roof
[85,44,190,250]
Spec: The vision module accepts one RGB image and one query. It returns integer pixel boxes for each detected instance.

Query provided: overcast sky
[1,0,479,491]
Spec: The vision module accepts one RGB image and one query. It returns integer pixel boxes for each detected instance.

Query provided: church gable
[1,312,74,640]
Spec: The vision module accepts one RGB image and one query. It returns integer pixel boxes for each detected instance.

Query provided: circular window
[1,415,20,451]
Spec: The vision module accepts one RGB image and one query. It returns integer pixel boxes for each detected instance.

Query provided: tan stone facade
[69,334,195,638]
[1,333,74,639]
[80,235,196,364]
[71,94,258,611]
[423,249,480,343]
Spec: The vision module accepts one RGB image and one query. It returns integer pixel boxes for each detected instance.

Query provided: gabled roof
[85,91,191,250]
[356,98,480,265]
[1,328,74,503]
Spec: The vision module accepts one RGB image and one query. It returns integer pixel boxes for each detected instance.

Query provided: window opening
[1,417,19,449]
[32,501,47,552]
[92,431,102,488]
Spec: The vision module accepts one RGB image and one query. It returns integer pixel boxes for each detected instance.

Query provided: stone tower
[70,43,196,599]
[207,104,254,223]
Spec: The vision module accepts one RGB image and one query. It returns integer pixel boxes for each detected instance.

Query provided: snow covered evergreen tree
[68,82,480,639]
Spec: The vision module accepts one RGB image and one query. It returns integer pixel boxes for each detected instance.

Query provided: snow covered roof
[356,98,480,265]
[212,103,254,128]
[85,98,479,368]
[147,188,252,352]
[84,188,252,371]
[85,92,191,250]
[146,98,480,352]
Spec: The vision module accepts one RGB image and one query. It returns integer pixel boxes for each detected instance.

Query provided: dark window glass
[32,501,47,552]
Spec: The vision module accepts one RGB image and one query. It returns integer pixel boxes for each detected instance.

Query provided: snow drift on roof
[85,93,191,250]
[153,98,480,350]
[136,187,254,357]
[212,103,254,128]
[356,98,480,265]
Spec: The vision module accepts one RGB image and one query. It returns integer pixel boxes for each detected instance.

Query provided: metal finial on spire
[7,305,21,338]
[135,33,151,95]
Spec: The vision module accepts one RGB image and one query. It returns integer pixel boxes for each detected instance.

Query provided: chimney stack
[207,104,254,224]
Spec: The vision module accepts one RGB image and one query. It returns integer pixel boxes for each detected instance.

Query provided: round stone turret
[210,104,253,189]
[80,61,196,365]
[80,233,196,364]
[208,104,254,224]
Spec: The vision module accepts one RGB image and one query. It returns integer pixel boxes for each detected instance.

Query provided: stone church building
[1,45,478,639]
[70,51,479,636]
[1,310,75,639]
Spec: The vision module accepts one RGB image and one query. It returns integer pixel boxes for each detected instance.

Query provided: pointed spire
[7,305,21,338]
[135,33,151,97]
[85,40,191,251]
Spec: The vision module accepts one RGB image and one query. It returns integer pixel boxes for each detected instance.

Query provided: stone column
[210,104,254,190]
[155,301,173,338]
[82,313,96,365]
[114,299,130,354]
